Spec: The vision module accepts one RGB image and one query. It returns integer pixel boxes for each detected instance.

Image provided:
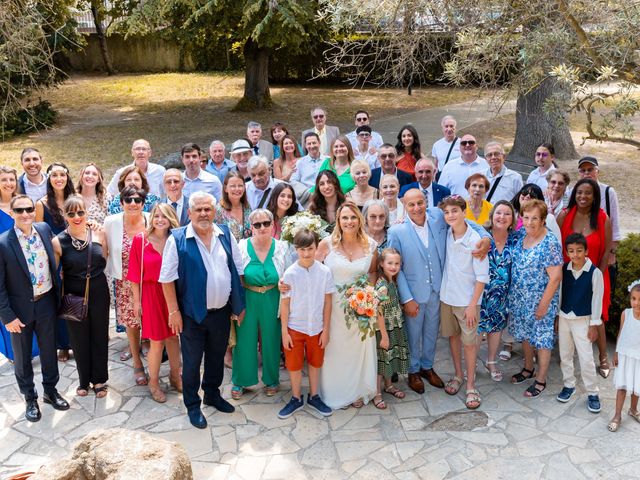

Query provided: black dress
[58,230,110,389]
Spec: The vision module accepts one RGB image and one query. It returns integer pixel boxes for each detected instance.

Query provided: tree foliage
[0,0,81,136]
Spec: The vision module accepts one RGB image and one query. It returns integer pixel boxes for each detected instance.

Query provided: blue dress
[508,230,562,349]
[479,232,517,334]
[0,210,40,361]
[107,193,159,215]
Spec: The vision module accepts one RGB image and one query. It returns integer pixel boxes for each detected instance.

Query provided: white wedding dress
[320,238,378,409]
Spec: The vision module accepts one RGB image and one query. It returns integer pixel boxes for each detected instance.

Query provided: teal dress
[232,239,281,388]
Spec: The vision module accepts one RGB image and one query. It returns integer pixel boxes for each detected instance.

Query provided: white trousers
[558,314,599,394]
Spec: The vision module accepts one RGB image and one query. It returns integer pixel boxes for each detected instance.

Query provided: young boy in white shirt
[438,195,489,409]
[278,229,335,418]
[556,233,604,413]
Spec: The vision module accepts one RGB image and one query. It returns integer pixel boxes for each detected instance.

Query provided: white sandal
[498,345,512,361]
[484,361,503,382]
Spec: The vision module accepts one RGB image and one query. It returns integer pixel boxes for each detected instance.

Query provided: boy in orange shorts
[278,229,335,418]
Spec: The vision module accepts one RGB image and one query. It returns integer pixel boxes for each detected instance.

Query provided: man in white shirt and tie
[399,158,451,207]
[163,169,190,226]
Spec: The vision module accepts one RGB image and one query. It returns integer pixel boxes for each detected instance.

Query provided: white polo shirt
[431,137,461,172]
[485,166,524,203]
[439,156,489,197]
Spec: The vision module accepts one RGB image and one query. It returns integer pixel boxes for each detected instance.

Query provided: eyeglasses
[379,153,396,159]
[535,152,549,158]
[123,197,144,204]
[356,117,368,122]
[133,147,150,152]
[12,207,35,214]
[460,140,476,146]
[66,211,86,218]
[549,180,565,186]
[165,179,182,185]
[358,132,371,137]
[486,152,503,158]
[313,114,325,119]
[252,220,272,229]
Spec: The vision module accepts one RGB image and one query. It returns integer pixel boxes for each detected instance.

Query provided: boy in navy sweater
[556,233,604,413]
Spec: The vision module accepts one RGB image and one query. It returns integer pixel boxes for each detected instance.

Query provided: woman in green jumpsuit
[232,209,291,398]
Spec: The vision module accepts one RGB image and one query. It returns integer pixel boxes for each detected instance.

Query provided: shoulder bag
[59,230,92,322]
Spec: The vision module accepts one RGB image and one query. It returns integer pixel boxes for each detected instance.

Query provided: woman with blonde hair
[127,203,182,402]
[317,135,356,194]
[346,160,379,209]
[76,163,108,225]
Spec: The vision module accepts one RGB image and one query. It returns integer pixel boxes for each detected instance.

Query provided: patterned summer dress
[375,277,409,378]
[114,230,138,328]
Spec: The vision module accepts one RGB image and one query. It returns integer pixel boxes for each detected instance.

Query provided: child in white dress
[608,280,640,432]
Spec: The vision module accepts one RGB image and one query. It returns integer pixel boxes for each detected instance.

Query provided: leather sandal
[93,384,108,399]
[511,367,535,384]
[597,356,611,378]
[445,376,463,395]
[133,367,148,386]
[384,385,406,399]
[351,399,364,408]
[149,385,166,403]
[524,380,546,398]
[484,361,503,382]
[170,374,183,393]
[373,394,386,410]
[608,419,620,432]
[76,386,89,397]
[465,389,481,409]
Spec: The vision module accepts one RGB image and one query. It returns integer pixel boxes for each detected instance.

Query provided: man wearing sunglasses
[438,134,489,197]
[0,195,69,422]
[369,144,414,190]
[346,110,384,151]
[301,107,340,157]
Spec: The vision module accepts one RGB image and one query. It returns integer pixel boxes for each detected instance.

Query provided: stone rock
[30,428,192,480]
[157,152,184,170]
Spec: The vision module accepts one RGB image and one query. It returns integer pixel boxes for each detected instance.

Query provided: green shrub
[2,100,58,138]
[608,233,640,337]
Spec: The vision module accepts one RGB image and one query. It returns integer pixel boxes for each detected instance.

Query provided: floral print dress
[114,230,139,329]
[375,277,409,378]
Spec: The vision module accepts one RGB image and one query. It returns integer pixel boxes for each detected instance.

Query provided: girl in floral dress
[373,247,409,409]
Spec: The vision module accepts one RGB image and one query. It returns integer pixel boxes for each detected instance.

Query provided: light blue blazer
[387,208,489,305]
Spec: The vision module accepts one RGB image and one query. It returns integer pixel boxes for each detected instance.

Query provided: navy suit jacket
[369,168,413,189]
[163,195,190,226]
[399,182,451,206]
[0,222,60,325]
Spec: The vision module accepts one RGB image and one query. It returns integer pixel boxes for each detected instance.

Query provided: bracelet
[169,310,180,316]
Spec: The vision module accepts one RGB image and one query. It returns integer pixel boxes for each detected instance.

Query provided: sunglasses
[66,210,86,218]
[123,197,144,204]
[12,207,35,214]
[379,153,396,159]
[252,220,272,229]
[460,140,476,146]
[356,117,368,122]
[313,114,325,119]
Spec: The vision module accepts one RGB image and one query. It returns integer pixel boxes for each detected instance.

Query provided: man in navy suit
[162,169,190,226]
[369,144,414,190]
[399,158,451,208]
[0,195,69,422]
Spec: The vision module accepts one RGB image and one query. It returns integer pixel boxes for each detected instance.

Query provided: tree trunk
[90,1,114,75]
[508,77,578,167]
[235,38,272,111]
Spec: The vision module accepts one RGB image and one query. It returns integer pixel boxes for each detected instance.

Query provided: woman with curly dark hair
[309,170,345,233]
[395,125,423,179]
[267,182,299,239]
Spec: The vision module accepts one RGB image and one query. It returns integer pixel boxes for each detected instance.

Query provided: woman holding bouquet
[316,201,379,409]
[267,183,299,239]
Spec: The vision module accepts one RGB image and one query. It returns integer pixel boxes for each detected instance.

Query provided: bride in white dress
[316,202,379,409]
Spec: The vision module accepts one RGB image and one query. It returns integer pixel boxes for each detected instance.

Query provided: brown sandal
[351,399,364,408]
[149,385,166,403]
[170,374,183,393]
[94,384,108,399]
[134,367,148,386]
[384,385,406,399]
[76,386,89,397]
[373,394,387,410]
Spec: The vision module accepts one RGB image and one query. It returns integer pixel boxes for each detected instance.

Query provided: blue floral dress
[508,230,562,349]
[479,232,517,334]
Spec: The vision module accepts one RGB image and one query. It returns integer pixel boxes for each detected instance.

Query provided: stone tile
[22,437,70,459]
[120,396,142,412]
[504,424,543,442]
[292,413,329,448]
[263,453,309,479]
[67,412,129,440]
[0,428,29,462]
[395,441,424,461]
[393,400,428,419]
[306,468,346,480]
[449,431,509,446]
[327,407,357,430]
[515,437,565,457]
[330,428,383,442]
[207,409,247,426]
[336,440,386,462]
[547,452,587,479]
[234,455,267,480]
[148,414,194,432]
[94,388,123,417]
[379,414,408,442]
[350,459,395,480]
[194,451,222,463]
[578,463,621,480]
[342,413,381,429]
[13,406,91,441]
[240,403,293,429]
[375,444,401,470]
[450,457,545,479]
[616,460,640,478]
[545,414,590,435]
[567,446,601,464]
[547,431,589,448]
[395,472,420,480]
[191,461,229,480]
[423,390,466,416]
[155,428,213,458]
[215,431,237,454]
[4,451,51,468]
[481,388,534,413]
[446,451,474,473]
[300,439,337,469]
[125,398,180,429]
[234,424,262,443]
[589,426,640,466]
[340,459,367,474]
[238,428,299,456]
[414,458,450,480]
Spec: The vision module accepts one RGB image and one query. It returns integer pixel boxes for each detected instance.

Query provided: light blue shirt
[182,169,222,201]
[290,154,327,189]
[206,158,236,183]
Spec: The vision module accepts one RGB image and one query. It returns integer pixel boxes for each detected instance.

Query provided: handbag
[59,230,92,322]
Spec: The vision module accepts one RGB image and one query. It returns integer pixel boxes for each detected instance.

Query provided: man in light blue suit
[387,189,490,394]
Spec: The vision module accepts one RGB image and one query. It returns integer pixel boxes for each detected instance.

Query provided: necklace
[68,228,90,250]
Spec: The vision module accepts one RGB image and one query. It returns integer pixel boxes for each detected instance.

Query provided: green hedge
[607,233,640,337]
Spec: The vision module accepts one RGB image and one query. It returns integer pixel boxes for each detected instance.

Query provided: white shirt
[526,166,556,191]
[440,226,489,307]
[431,137,461,172]
[107,162,166,197]
[291,154,326,189]
[598,181,621,242]
[167,195,186,221]
[485,166,524,203]
[354,148,381,170]
[409,215,429,249]
[246,178,283,210]
[439,156,489,197]
[159,224,244,310]
[346,130,384,150]
[559,258,604,326]
[22,174,48,202]
[281,261,335,336]
[182,169,222,201]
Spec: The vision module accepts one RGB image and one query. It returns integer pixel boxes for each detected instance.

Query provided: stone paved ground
[1,319,638,480]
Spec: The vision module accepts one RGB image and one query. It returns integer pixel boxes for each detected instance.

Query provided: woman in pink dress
[128,203,182,402]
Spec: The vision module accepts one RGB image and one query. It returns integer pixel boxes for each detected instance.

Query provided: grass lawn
[0,72,478,177]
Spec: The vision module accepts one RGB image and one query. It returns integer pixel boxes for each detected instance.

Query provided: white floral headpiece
[628,279,640,292]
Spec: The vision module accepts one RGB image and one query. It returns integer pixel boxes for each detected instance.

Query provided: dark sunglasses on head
[66,210,86,218]
[460,140,476,146]
[12,207,35,214]
[252,220,272,229]
[123,197,144,204]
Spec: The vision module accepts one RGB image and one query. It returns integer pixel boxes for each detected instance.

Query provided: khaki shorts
[440,302,480,346]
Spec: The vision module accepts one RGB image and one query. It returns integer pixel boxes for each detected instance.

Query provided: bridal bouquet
[280,211,330,243]
[337,274,379,341]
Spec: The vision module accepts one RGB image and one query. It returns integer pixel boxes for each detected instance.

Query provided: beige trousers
[558,314,599,394]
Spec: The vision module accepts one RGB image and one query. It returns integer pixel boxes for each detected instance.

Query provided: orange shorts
[283,328,325,371]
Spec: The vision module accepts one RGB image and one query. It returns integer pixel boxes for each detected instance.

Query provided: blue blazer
[369,168,413,189]
[387,209,490,305]
[162,195,190,226]
[399,182,451,206]
[0,222,60,325]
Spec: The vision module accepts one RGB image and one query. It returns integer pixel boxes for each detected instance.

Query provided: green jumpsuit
[232,239,281,388]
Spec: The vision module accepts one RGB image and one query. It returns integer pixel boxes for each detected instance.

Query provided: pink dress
[127,234,174,341]
[115,231,138,328]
